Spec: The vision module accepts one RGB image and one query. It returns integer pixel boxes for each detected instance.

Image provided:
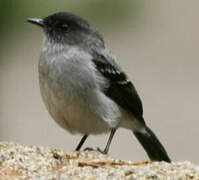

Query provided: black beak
[27,18,44,27]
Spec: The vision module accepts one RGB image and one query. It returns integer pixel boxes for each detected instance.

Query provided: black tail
[133,126,171,162]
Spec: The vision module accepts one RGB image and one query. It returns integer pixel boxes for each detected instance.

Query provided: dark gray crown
[42,12,104,47]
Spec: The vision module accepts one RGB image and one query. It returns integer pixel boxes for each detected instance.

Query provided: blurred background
[1,0,199,163]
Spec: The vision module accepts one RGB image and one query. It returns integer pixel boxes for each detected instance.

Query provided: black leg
[75,134,88,151]
[98,128,117,154]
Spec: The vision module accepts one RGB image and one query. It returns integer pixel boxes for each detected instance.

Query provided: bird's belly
[40,80,110,135]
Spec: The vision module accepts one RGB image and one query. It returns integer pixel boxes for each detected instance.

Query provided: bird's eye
[60,24,68,30]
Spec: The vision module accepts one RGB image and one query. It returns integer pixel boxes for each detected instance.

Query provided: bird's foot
[83,147,95,152]
[97,147,107,154]
[83,147,107,154]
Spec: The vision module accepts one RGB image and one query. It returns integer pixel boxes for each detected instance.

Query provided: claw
[97,147,107,154]
[84,147,95,151]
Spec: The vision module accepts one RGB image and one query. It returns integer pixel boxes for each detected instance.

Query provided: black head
[28,12,104,47]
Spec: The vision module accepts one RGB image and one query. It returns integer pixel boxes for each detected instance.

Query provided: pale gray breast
[38,45,120,134]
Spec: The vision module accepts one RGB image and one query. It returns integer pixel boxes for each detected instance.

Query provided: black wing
[92,54,144,122]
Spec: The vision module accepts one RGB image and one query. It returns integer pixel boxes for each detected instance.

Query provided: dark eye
[60,24,68,30]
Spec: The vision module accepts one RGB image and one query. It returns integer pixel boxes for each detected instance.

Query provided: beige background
[1,1,199,163]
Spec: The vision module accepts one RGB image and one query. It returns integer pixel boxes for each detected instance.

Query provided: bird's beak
[27,18,44,27]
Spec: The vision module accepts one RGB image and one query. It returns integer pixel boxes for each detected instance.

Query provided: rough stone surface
[0,142,198,180]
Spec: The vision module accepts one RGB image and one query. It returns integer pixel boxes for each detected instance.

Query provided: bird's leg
[75,134,88,151]
[97,128,117,154]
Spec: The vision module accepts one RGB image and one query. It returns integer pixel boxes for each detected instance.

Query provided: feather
[92,53,144,122]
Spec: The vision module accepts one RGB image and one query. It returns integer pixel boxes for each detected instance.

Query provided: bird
[27,12,171,162]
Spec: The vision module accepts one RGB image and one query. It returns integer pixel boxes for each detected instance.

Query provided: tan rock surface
[0,142,198,180]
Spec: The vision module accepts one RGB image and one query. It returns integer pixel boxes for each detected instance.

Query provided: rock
[0,142,198,179]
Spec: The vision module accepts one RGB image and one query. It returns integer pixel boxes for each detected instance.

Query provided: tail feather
[133,126,171,162]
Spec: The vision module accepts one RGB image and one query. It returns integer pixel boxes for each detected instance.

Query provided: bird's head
[27,12,104,47]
